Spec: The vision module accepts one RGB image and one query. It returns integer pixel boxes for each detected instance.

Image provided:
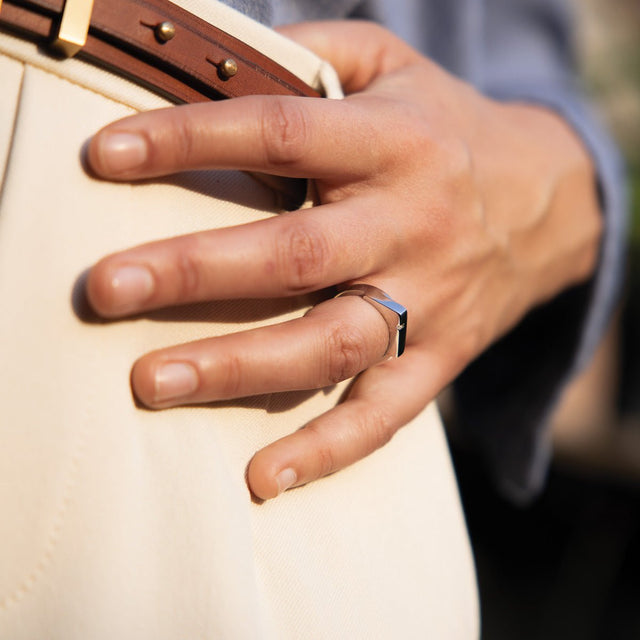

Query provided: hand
[85,21,601,499]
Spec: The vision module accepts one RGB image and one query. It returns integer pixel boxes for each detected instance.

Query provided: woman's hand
[85,21,601,499]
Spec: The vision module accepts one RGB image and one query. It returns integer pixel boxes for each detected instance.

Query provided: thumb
[276,21,421,94]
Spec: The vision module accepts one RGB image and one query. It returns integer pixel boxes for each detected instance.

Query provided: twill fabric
[0,1,478,638]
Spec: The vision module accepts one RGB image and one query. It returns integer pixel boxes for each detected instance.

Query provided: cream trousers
[0,1,478,637]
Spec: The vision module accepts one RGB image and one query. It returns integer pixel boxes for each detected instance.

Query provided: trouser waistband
[0,0,321,103]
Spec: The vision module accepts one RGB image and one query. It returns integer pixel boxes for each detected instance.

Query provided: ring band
[335,284,407,358]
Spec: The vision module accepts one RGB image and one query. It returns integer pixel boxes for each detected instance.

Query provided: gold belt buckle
[53,0,96,57]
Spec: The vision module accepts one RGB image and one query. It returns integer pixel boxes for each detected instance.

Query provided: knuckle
[260,98,309,167]
[358,404,395,453]
[173,239,203,300]
[277,222,329,293]
[431,137,475,195]
[303,422,336,478]
[217,351,244,398]
[324,320,369,384]
[405,119,433,156]
[161,113,198,168]
[446,138,474,180]
[387,108,434,164]
[442,141,476,216]
[421,139,476,241]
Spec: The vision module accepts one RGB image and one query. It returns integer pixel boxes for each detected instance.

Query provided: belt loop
[53,0,95,57]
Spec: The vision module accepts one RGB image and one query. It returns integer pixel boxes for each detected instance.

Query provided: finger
[86,93,385,182]
[277,22,422,94]
[131,295,390,408]
[86,196,392,318]
[247,347,436,500]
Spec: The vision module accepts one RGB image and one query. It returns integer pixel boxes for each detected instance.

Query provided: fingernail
[154,362,199,402]
[275,468,297,495]
[98,132,147,174]
[109,265,154,313]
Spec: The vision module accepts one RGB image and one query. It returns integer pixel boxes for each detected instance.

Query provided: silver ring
[335,284,407,358]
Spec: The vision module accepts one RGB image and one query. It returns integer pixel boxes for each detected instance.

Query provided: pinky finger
[247,348,437,500]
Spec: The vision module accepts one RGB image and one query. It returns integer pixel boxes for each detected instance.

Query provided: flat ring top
[335,284,407,358]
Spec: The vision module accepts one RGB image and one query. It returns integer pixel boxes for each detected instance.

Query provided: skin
[85,22,601,500]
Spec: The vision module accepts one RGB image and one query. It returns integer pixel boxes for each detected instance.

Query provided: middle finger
[87,196,393,318]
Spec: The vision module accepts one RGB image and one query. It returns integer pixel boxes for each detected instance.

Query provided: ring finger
[132,295,391,408]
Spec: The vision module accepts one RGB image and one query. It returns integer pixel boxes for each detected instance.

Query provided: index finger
[86,95,384,182]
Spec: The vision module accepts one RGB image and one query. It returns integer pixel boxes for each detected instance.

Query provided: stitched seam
[0,68,94,604]
[0,60,25,213]
[0,427,89,612]
[0,385,93,614]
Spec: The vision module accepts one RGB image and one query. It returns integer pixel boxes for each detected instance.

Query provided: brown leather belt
[0,0,322,103]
